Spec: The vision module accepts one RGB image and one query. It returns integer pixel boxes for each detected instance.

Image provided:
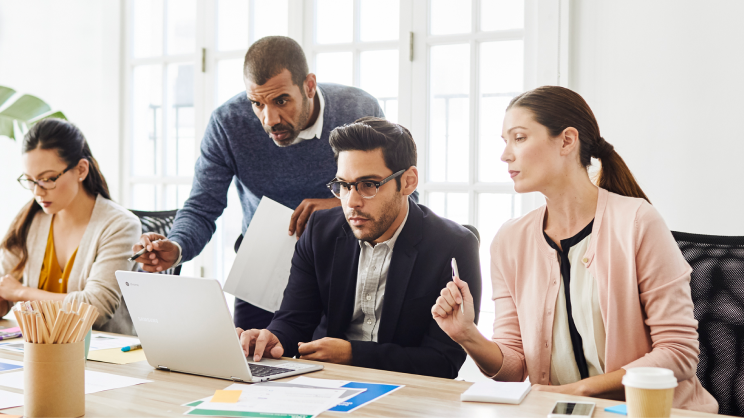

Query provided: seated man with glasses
[238,117,482,378]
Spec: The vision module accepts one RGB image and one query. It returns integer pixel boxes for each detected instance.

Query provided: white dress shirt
[292,88,325,144]
[549,234,607,385]
[345,206,409,342]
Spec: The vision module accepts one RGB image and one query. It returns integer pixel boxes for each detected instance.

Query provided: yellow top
[38,217,78,293]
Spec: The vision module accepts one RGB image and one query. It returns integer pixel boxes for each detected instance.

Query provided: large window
[124,0,542,351]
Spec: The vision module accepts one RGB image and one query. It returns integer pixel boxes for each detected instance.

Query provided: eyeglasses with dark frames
[326,169,406,200]
[17,164,76,191]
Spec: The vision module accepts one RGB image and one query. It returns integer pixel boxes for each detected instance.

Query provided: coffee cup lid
[622,367,678,389]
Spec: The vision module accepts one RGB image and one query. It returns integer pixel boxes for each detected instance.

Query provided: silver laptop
[115,271,323,382]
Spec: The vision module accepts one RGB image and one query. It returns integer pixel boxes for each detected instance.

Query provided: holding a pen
[430,257,476,340]
[129,233,180,272]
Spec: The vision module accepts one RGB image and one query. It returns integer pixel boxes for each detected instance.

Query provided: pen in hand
[451,258,464,314]
[128,240,162,261]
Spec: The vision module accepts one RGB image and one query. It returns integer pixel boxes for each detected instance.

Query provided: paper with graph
[223,197,297,312]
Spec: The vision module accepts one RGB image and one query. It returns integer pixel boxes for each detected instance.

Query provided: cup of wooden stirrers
[14,300,98,418]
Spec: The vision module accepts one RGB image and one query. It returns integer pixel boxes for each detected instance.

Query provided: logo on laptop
[138,317,159,323]
[126,282,139,287]
[125,282,129,286]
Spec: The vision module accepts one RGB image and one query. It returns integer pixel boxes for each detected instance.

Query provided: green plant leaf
[0,86,64,141]
[0,87,15,108]
[0,94,51,120]
[0,115,16,139]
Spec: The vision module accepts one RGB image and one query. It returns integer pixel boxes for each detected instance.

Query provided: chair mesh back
[130,209,181,276]
[673,231,744,416]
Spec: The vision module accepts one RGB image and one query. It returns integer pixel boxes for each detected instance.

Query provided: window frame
[121,0,566,283]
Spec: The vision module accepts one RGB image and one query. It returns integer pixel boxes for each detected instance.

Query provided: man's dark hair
[329,117,417,189]
[243,36,309,89]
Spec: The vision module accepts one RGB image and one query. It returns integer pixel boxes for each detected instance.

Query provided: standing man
[132,36,386,330]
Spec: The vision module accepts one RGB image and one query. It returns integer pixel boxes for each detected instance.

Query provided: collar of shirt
[358,203,410,251]
[293,88,325,144]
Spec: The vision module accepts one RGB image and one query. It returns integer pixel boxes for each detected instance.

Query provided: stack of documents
[460,379,531,404]
[289,376,404,413]
[183,382,367,418]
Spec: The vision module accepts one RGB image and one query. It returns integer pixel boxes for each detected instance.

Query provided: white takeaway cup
[622,367,678,418]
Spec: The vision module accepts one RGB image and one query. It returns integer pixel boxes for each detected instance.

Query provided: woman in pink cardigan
[432,86,717,412]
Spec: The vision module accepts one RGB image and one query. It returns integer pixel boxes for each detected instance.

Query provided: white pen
[451,258,464,314]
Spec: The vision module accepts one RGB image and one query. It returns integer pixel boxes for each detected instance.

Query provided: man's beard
[264,95,311,147]
[347,191,403,243]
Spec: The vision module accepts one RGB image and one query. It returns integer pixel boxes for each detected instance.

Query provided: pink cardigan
[489,188,718,413]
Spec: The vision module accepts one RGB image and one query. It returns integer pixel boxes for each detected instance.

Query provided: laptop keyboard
[248,363,293,377]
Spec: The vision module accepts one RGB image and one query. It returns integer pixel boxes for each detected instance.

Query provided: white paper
[187,383,348,417]
[0,342,25,353]
[0,370,151,394]
[460,379,531,404]
[289,376,351,388]
[0,389,23,410]
[88,333,140,351]
[223,197,297,312]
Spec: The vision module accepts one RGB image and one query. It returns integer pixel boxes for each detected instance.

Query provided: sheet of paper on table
[87,347,147,364]
[0,370,151,394]
[185,382,354,418]
[0,389,23,410]
[222,197,297,312]
[0,343,24,354]
[289,376,404,413]
[88,334,140,351]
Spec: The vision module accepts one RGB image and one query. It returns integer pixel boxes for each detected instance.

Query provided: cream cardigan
[489,188,718,413]
[0,195,141,335]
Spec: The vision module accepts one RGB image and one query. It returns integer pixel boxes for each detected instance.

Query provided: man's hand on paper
[237,328,284,361]
[133,233,179,272]
[288,198,341,239]
[297,337,352,365]
[431,276,477,343]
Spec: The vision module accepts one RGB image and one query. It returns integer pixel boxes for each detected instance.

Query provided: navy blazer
[267,198,482,378]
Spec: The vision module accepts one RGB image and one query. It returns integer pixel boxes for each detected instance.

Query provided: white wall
[569,0,744,235]
[0,0,122,234]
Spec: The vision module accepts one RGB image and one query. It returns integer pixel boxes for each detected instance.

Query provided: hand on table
[132,233,180,272]
[431,276,476,343]
[289,198,341,239]
[0,274,24,302]
[237,328,284,361]
[298,337,352,365]
[532,381,589,397]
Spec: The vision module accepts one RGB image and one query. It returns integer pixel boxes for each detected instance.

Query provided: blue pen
[121,344,142,352]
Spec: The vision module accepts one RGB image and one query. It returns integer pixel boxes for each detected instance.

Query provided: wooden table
[0,321,720,417]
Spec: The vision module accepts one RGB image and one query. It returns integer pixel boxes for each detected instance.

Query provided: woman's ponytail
[507,86,650,203]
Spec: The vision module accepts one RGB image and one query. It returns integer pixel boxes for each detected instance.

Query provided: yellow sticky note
[210,390,242,403]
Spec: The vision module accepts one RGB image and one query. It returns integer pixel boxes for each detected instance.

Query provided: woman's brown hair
[1,118,111,277]
[507,86,650,203]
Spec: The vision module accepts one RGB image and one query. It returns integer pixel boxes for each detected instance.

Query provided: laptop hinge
[157,365,170,371]
[230,376,244,382]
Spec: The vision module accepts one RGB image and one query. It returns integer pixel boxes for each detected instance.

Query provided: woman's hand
[532,382,589,397]
[0,275,25,302]
[431,276,477,343]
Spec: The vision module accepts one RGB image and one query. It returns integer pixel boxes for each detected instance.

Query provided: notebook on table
[460,379,531,404]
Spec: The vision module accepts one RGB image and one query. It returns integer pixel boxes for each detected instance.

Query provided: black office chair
[130,209,182,276]
[672,231,744,416]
